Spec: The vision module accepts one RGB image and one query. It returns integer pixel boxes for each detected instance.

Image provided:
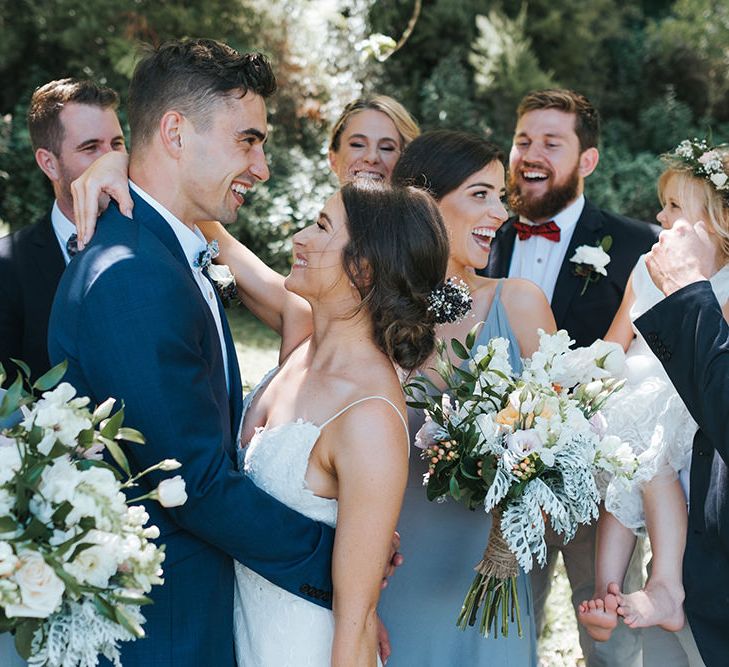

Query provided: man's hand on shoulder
[645,220,720,296]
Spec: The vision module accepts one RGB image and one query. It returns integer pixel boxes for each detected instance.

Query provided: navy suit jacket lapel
[202,271,244,450]
[551,199,604,323]
[129,192,243,444]
[488,218,517,277]
[31,212,66,296]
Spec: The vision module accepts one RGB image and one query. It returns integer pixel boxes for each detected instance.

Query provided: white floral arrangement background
[0,361,187,667]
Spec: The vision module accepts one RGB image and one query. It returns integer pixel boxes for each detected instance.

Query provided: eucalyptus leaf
[450,338,470,360]
[15,619,40,659]
[104,437,131,476]
[117,427,145,444]
[0,515,17,532]
[9,358,31,380]
[93,595,117,622]
[32,360,67,392]
[449,475,461,500]
[114,604,145,638]
[100,406,125,440]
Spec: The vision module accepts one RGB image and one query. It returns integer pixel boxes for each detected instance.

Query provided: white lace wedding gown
[604,255,729,534]
[233,370,400,666]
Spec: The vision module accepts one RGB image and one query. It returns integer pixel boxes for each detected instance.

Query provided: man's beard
[508,164,580,222]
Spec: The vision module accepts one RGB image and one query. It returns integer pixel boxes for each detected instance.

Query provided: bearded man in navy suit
[48,39,335,666]
[482,88,659,666]
[0,78,125,386]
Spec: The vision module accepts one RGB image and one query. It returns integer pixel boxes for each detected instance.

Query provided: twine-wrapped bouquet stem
[457,507,522,638]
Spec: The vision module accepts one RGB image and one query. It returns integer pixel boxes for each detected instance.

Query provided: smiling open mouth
[472,227,496,249]
[231,182,248,205]
[521,170,549,183]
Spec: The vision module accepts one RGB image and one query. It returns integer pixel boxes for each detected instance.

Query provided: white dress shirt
[50,201,77,265]
[129,180,230,391]
[507,194,586,303]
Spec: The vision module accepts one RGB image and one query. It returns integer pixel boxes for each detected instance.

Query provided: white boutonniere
[570,235,612,295]
[207,263,239,307]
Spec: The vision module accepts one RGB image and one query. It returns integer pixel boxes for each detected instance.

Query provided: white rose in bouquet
[5,551,65,618]
[0,443,21,484]
[155,476,188,508]
[0,541,18,576]
[506,429,543,458]
[22,383,92,455]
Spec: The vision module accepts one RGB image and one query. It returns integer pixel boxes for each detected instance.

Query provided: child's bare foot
[577,593,619,641]
[613,580,685,631]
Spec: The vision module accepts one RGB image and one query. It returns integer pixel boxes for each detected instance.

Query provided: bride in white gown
[219,182,450,665]
[62,158,451,665]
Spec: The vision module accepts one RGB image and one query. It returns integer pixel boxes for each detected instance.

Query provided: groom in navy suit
[48,39,335,666]
[637,220,729,667]
[482,89,658,666]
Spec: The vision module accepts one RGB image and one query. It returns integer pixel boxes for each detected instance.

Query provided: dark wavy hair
[339,182,449,370]
[392,129,504,200]
[128,38,276,149]
[27,78,119,154]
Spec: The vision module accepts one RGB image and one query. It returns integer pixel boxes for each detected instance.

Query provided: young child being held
[578,140,729,640]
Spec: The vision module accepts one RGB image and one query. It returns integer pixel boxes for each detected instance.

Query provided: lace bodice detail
[242,419,338,527]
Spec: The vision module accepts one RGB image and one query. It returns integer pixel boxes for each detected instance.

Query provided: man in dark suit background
[482,88,659,666]
[0,78,125,385]
[637,220,729,667]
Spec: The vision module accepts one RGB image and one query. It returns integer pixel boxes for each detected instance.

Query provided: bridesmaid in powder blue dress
[381,130,557,665]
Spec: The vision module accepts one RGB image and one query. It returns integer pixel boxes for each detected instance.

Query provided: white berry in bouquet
[0,361,188,667]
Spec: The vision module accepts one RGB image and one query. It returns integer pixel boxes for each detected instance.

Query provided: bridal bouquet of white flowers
[406,328,636,639]
[0,362,187,667]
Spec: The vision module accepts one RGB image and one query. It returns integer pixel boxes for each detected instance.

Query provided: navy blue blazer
[636,282,729,667]
[48,193,335,666]
[0,212,65,385]
[481,199,659,347]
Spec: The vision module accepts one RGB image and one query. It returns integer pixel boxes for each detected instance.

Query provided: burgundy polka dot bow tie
[513,220,561,243]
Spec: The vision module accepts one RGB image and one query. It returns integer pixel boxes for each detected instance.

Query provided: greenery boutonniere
[570,235,612,296]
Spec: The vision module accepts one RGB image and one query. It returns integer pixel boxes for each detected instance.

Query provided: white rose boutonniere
[207,263,239,307]
[570,235,612,295]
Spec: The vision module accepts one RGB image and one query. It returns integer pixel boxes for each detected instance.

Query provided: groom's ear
[159,110,186,158]
[35,148,61,183]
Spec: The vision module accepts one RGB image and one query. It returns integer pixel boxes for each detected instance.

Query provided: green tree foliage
[1,0,728,268]
[371,0,727,223]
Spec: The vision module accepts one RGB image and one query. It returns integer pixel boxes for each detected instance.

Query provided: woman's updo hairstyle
[339,181,448,370]
[392,129,505,200]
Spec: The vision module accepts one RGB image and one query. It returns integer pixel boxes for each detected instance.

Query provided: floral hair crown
[427,278,472,324]
[667,138,729,201]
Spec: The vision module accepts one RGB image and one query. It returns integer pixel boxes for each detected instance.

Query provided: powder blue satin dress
[378,281,538,666]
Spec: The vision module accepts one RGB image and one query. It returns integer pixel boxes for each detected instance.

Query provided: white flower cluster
[672,138,729,194]
[469,331,634,572]
[0,380,187,666]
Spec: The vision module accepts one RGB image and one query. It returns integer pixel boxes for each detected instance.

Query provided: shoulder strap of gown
[319,396,409,446]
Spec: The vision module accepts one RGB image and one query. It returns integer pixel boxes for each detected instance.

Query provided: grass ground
[228,305,584,665]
